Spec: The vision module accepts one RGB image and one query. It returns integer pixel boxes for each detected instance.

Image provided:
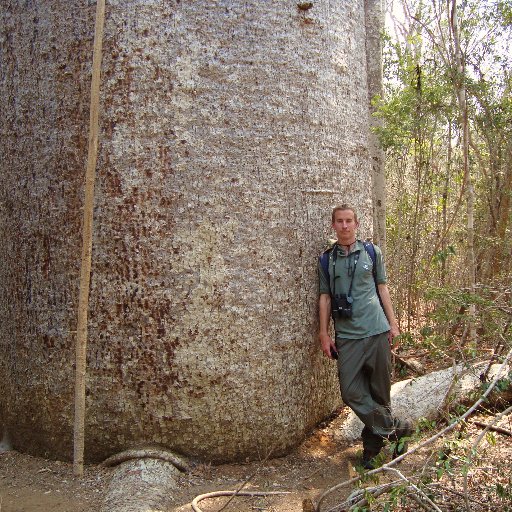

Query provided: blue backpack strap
[319,247,334,296]
[319,251,330,281]
[363,241,377,275]
[364,241,384,309]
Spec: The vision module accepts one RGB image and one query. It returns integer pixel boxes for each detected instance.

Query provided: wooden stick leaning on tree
[73,0,106,478]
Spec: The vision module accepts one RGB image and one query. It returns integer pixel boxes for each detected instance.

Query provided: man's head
[331,204,359,244]
[331,204,358,224]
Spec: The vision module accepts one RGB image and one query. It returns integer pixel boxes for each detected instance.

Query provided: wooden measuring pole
[73,0,106,477]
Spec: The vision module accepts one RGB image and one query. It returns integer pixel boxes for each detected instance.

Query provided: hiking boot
[361,449,380,470]
[385,418,414,441]
[388,419,414,459]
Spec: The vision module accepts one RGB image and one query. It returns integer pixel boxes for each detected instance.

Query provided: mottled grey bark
[0,0,376,463]
[364,0,386,253]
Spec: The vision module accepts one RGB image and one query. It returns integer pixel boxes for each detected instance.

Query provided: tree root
[101,447,189,472]
[191,490,290,512]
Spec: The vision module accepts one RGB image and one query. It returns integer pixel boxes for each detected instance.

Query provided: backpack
[319,241,382,305]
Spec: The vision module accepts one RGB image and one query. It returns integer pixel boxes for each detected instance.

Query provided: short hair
[331,204,358,223]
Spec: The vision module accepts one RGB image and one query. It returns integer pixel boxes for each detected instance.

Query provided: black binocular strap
[332,245,359,301]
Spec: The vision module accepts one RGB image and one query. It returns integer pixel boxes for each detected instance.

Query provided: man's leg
[337,334,412,468]
[365,332,393,428]
[366,332,414,457]
[361,426,384,468]
[337,336,391,468]
[337,336,395,436]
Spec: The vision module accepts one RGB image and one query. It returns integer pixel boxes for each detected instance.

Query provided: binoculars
[333,293,353,318]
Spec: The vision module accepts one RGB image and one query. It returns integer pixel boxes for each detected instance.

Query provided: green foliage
[496,479,512,500]
[432,245,456,265]
[378,4,512,504]
[424,286,491,316]
[480,375,511,395]
[382,0,512,334]
[417,417,437,432]
[394,331,415,348]
[419,283,511,357]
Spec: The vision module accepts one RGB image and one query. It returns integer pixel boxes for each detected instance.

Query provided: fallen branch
[324,468,441,512]
[329,480,401,511]
[392,350,425,375]
[190,490,290,512]
[383,467,442,512]
[471,420,512,437]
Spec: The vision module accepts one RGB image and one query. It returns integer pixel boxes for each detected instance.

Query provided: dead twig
[325,471,440,512]
[327,480,401,511]
[407,491,441,512]
[439,359,458,419]
[470,420,512,437]
[215,447,275,512]
[383,467,443,512]
[428,482,491,507]
[481,328,509,381]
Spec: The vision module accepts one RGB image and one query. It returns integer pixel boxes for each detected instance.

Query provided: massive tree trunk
[0,1,378,463]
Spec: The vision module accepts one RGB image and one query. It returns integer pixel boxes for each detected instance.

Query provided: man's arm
[377,283,400,346]
[319,293,337,358]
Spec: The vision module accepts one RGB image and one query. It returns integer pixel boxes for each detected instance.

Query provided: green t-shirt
[318,240,390,339]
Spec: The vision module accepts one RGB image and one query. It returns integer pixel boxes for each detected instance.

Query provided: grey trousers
[336,332,395,453]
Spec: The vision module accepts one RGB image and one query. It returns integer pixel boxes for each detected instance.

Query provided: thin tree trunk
[365,0,387,254]
[450,0,476,344]
[441,120,452,286]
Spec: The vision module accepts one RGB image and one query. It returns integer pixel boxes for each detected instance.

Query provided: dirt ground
[0,407,390,512]
[1,404,511,512]
[0,409,357,512]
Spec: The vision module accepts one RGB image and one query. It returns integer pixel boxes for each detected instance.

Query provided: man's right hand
[319,333,337,360]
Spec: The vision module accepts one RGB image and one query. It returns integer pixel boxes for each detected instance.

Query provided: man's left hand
[388,324,400,347]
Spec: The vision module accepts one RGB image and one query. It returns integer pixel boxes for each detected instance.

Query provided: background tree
[378,0,512,352]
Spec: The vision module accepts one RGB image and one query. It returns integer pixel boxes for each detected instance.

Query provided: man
[318,204,412,469]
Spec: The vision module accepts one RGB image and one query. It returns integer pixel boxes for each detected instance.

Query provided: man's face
[332,209,359,242]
